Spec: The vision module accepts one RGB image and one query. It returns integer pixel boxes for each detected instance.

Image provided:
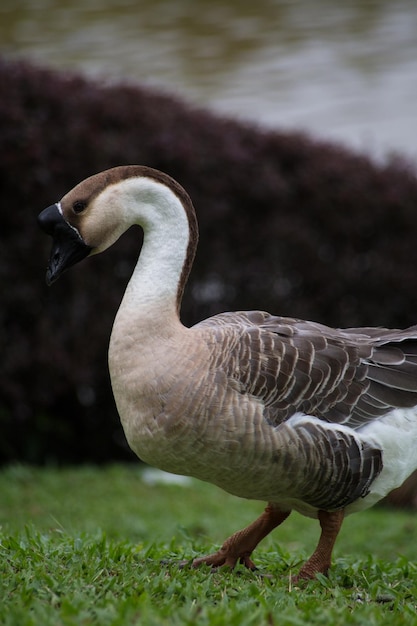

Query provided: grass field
[1,464,417,625]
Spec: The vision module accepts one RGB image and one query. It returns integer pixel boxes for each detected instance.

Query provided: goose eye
[73,200,87,214]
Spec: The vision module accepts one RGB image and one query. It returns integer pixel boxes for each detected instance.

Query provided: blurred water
[1,0,416,162]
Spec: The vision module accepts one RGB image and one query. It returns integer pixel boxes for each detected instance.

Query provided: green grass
[1,465,417,625]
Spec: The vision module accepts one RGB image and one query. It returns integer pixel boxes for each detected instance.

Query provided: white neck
[105,176,191,327]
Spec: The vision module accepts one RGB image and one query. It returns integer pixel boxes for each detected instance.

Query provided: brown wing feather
[276,417,383,510]
[196,311,417,429]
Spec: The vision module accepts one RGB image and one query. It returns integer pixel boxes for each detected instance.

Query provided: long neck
[114,178,198,333]
[124,223,187,318]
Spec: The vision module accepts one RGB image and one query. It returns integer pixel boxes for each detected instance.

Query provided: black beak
[38,204,92,285]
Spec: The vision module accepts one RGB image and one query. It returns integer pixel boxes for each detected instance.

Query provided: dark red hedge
[1,56,417,466]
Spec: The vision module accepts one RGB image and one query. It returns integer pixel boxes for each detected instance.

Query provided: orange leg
[192,503,291,570]
[295,509,345,581]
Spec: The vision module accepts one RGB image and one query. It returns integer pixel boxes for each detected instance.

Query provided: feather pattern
[196,310,417,425]
[186,310,417,511]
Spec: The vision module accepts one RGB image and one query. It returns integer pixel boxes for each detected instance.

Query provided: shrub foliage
[1,57,417,465]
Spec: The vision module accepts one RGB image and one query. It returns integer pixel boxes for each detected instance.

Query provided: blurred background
[1,0,417,511]
[1,0,416,163]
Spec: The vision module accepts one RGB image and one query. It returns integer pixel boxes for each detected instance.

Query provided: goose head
[38,165,198,293]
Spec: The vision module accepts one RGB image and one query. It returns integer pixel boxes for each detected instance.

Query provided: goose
[38,165,417,582]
